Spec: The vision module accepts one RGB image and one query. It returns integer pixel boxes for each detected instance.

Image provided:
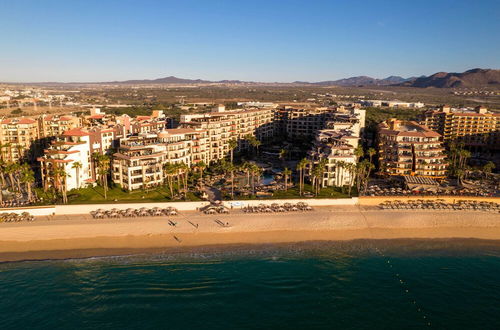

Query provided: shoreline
[1,206,500,262]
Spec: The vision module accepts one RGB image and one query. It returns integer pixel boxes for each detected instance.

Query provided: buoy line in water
[356,205,432,327]
[375,247,432,327]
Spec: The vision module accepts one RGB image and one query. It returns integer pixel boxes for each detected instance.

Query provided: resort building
[181,106,275,161]
[0,117,40,162]
[421,105,500,152]
[306,107,365,187]
[275,106,365,140]
[378,119,448,179]
[38,128,94,191]
[38,114,81,138]
[112,128,210,191]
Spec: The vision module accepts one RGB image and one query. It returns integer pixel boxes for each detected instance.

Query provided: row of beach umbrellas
[243,202,312,213]
[379,200,499,212]
[0,212,35,222]
[90,207,178,219]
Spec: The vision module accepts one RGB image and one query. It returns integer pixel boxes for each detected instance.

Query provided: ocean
[1,239,500,329]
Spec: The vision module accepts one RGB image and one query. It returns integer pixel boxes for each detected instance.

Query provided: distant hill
[109,76,213,84]
[400,69,500,88]
[10,70,497,87]
[106,75,415,86]
[307,75,413,87]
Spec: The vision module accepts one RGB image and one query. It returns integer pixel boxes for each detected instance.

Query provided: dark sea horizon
[1,239,500,330]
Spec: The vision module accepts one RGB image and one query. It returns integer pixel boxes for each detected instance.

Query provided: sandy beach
[1,205,499,262]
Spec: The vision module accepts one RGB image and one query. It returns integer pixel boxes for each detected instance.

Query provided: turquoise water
[1,240,500,329]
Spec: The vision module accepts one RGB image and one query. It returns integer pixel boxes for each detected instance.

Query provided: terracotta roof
[18,118,36,124]
[63,128,90,137]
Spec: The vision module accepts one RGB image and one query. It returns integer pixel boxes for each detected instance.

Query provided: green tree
[71,161,83,189]
[228,139,238,164]
[296,158,308,196]
[163,163,177,197]
[283,167,292,192]
[367,147,376,164]
[483,161,495,178]
[20,164,35,202]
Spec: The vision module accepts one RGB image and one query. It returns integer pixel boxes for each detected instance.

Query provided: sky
[0,0,499,82]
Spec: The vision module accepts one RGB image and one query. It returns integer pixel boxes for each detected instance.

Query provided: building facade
[0,117,40,162]
[421,105,500,152]
[38,128,94,191]
[307,107,365,187]
[378,119,448,179]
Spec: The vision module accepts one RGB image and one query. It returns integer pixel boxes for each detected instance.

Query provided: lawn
[34,184,353,205]
[64,186,202,204]
[271,184,354,199]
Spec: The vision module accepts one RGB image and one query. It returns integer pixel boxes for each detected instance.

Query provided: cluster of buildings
[360,100,425,108]
[112,106,275,191]
[421,105,500,153]
[376,105,499,179]
[2,98,499,194]
[0,88,75,108]
[36,109,171,192]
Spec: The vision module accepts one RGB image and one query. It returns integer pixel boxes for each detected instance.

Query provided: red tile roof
[63,128,90,136]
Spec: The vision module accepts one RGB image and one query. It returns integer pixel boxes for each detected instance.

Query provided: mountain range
[398,68,500,88]
[105,69,499,88]
[5,69,499,88]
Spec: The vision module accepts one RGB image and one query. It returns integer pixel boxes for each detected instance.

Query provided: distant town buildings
[360,100,425,108]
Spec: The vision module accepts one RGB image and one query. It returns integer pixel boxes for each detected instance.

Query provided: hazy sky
[1,0,499,82]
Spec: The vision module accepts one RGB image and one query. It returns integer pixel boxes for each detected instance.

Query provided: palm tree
[279,149,287,165]
[71,161,83,189]
[282,167,292,192]
[483,161,495,178]
[246,135,261,156]
[458,149,471,170]
[91,152,101,180]
[0,143,7,162]
[367,147,376,164]
[0,160,6,188]
[194,161,207,185]
[179,163,190,197]
[97,155,111,199]
[250,163,262,195]
[296,158,308,196]
[20,164,35,202]
[53,165,69,204]
[242,161,252,187]
[228,139,238,164]
[224,162,236,199]
[345,163,356,196]
[4,162,17,192]
[354,145,364,162]
[14,144,24,162]
[163,163,176,197]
